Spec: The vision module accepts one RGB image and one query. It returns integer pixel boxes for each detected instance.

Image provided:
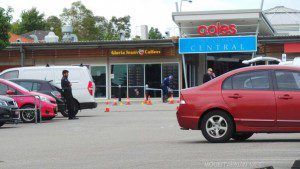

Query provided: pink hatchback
[0,79,57,122]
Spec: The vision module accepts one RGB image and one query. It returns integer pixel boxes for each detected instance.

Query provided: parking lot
[0,102,300,169]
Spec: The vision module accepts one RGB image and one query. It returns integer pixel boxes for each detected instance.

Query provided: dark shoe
[73,117,79,120]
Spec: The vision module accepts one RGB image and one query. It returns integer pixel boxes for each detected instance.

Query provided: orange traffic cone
[105,100,110,112]
[126,97,131,105]
[147,96,152,105]
[113,99,118,106]
[169,94,174,104]
[143,96,148,104]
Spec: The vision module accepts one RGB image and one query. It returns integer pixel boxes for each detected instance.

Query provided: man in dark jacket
[203,68,216,83]
[61,70,78,120]
[162,75,173,103]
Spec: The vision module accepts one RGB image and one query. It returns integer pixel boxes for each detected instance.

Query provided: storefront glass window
[110,63,179,98]
[162,63,179,97]
[111,64,127,98]
[128,64,144,98]
[145,64,162,98]
[91,66,106,98]
[111,65,127,86]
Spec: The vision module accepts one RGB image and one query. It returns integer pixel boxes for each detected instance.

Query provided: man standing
[203,68,216,83]
[162,75,173,103]
[61,70,78,120]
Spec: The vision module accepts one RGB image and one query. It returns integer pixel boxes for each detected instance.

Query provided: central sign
[179,36,257,54]
[198,22,237,36]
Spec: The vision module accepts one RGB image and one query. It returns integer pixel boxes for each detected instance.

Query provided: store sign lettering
[179,36,257,54]
[110,49,161,56]
[198,22,237,36]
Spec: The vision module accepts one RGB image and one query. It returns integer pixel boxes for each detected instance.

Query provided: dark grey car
[0,96,19,127]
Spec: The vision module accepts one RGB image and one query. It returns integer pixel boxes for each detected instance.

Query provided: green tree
[148,27,163,39]
[94,16,111,40]
[19,8,46,34]
[10,21,22,35]
[0,7,12,50]
[45,16,62,38]
[95,15,131,40]
[60,1,99,41]
[110,15,131,39]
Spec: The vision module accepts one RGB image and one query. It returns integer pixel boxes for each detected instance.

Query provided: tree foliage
[95,15,131,40]
[10,21,22,35]
[19,8,46,34]
[148,27,163,39]
[45,16,62,38]
[60,1,99,41]
[61,1,131,41]
[8,1,132,41]
[0,7,12,50]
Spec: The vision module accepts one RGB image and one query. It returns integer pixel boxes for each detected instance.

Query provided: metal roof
[258,35,300,43]
[264,6,300,25]
[6,39,176,50]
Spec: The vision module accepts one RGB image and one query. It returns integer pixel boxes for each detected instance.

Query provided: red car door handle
[278,94,293,99]
[228,94,242,99]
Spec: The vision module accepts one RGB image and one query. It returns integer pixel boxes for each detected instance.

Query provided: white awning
[172,9,275,37]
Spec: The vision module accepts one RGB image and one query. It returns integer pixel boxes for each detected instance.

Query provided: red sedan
[177,65,300,143]
[0,79,57,122]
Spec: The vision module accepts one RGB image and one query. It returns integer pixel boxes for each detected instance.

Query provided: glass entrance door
[145,64,161,97]
[91,66,106,98]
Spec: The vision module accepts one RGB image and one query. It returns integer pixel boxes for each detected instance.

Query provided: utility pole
[252,0,265,59]
[176,0,191,89]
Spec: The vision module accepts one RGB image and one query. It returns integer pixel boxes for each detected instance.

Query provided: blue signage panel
[179,36,257,54]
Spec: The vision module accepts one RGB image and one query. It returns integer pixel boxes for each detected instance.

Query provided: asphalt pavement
[0,102,300,169]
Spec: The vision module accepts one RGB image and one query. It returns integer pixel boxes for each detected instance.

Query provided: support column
[106,55,110,99]
[181,54,188,88]
[20,45,25,67]
[198,54,206,85]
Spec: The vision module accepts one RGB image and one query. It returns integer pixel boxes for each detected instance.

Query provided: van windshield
[0,70,19,79]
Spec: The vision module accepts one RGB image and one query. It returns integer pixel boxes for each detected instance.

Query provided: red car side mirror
[6,90,14,95]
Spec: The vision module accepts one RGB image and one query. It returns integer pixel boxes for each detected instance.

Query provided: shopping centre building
[1,6,300,99]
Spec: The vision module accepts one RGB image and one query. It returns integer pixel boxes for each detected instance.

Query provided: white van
[0,66,97,112]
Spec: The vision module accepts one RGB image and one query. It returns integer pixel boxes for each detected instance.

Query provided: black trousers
[64,92,75,118]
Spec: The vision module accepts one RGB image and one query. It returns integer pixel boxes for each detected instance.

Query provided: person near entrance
[61,70,78,120]
[203,68,216,83]
[162,75,173,103]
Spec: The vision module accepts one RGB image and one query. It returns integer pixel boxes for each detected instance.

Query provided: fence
[11,95,42,124]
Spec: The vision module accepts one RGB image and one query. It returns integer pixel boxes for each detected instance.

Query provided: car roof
[2,65,86,71]
[229,65,300,75]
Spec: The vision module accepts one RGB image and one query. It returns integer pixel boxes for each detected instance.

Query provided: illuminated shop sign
[198,22,237,36]
[110,49,161,56]
[179,36,257,54]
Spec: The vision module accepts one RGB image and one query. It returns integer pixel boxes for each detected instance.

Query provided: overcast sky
[0,0,299,36]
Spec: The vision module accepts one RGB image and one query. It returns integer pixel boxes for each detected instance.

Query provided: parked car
[0,95,19,127]
[10,79,68,117]
[177,65,300,143]
[0,79,57,123]
[0,66,97,115]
